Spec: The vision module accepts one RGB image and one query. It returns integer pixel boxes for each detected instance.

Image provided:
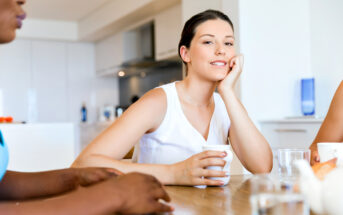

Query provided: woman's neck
[177,75,216,107]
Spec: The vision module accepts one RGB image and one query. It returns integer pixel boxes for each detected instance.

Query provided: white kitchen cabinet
[95,33,123,76]
[260,118,323,173]
[260,118,323,149]
[0,40,31,121]
[32,41,69,122]
[154,4,182,61]
[0,123,76,172]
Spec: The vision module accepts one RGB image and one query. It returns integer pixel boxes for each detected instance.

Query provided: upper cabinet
[95,32,123,76]
[154,4,182,61]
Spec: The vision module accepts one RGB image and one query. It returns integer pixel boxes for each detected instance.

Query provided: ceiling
[23,0,111,21]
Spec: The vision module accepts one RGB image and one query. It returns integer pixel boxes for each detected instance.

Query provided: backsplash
[119,62,183,107]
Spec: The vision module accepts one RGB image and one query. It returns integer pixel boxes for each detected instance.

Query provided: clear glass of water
[249,174,310,215]
[277,149,311,180]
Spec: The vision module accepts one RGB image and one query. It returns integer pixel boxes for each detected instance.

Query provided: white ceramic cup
[202,144,233,185]
[317,142,343,166]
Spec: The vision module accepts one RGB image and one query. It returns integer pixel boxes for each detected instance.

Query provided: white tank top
[135,82,231,164]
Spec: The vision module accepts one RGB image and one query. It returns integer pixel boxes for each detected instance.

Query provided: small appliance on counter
[81,102,87,123]
[99,105,115,122]
[115,106,127,118]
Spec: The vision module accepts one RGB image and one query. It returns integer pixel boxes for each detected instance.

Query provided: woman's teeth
[211,62,226,66]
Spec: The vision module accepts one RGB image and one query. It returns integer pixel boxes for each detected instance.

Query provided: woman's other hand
[310,144,320,166]
[171,150,228,186]
[218,54,244,94]
[75,167,123,186]
[108,172,173,214]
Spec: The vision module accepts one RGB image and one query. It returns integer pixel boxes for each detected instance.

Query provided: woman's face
[182,19,236,81]
[0,0,26,43]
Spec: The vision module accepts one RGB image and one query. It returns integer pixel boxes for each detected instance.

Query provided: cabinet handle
[274,129,307,133]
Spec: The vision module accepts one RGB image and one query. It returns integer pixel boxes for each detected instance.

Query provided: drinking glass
[249,174,278,215]
[277,149,310,180]
[249,174,309,215]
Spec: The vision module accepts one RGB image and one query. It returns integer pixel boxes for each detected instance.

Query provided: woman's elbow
[251,155,273,174]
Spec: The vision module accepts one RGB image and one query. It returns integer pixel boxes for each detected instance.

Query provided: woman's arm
[72,89,229,185]
[310,81,343,165]
[218,55,273,173]
[72,89,175,184]
[0,168,121,200]
[0,172,172,215]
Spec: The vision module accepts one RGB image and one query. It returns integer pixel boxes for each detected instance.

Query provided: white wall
[18,18,78,41]
[0,39,119,123]
[311,0,343,116]
[238,0,342,121]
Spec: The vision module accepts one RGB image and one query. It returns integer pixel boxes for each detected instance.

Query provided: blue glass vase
[301,78,315,116]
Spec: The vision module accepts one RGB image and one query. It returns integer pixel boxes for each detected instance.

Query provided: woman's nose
[215,45,225,55]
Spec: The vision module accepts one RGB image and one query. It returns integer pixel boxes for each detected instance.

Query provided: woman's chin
[0,32,16,44]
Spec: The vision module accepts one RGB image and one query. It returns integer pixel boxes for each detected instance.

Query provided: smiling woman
[73,9,273,186]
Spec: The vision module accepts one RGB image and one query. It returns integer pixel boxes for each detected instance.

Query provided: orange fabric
[312,158,337,180]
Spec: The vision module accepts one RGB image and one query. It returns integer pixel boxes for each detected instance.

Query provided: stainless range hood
[121,22,155,68]
[119,21,181,77]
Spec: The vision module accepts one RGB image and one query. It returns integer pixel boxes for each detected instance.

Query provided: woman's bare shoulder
[138,88,167,107]
[130,88,167,127]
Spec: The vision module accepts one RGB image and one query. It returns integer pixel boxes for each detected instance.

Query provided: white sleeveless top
[135,82,230,164]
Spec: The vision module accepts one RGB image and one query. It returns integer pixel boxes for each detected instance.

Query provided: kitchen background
[0,0,342,173]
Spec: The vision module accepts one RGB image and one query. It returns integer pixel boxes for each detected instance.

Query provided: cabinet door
[32,41,68,122]
[154,4,182,61]
[260,122,322,149]
[95,33,123,76]
[0,39,31,122]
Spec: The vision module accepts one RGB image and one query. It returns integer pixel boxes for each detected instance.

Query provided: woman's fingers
[152,187,171,202]
[199,157,226,168]
[201,169,227,178]
[152,201,174,213]
[310,150,320,165]
[196,150,227,160]
[195,177,226,186]
[191,167,227,178]
[230,56,237,68]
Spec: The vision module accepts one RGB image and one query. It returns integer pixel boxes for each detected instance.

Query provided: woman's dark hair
[178,9,234,66]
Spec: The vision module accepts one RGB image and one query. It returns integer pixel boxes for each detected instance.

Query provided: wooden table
[163,175,313,215]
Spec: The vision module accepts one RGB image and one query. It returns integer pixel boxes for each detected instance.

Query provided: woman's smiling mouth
[210,60,227,67]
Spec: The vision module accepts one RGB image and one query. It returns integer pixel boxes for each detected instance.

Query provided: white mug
[202,144,233,185]
[317,142,343,166]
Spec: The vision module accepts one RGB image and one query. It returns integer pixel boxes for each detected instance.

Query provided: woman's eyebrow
[199,34,235,39]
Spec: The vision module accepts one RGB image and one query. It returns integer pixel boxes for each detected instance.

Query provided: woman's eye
[203,41,213,45]
[225,42,234,46]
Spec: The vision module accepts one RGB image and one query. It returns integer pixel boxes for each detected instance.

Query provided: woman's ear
[180,46,190,63]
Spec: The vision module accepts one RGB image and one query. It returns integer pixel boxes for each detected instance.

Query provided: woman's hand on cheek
[217,55,244,95]
[171,151,228,186]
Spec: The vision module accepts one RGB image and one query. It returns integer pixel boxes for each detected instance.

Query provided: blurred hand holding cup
[202,144,233,186]
[317,142,343,166]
